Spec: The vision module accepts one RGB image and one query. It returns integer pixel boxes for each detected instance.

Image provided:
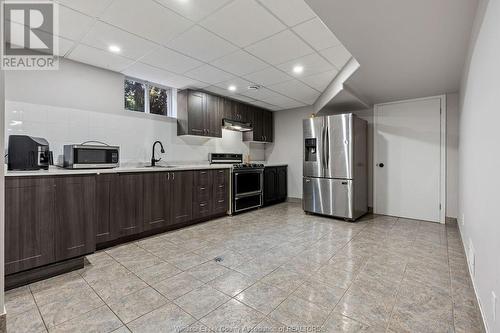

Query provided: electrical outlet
[493,291,497,322]
[461,213,465,226]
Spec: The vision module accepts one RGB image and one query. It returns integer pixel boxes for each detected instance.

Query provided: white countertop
[5,164,233,177]
[5,162,288,177]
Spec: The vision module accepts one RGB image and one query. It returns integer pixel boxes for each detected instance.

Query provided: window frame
[124,76,176,118]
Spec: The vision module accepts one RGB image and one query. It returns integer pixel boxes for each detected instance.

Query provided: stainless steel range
[209,153,264,214]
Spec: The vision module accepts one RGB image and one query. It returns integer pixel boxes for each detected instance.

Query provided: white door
[374,97,444,223]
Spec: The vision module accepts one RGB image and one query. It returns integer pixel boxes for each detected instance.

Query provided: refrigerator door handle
[322,123,327,170]
[325,124,330,170]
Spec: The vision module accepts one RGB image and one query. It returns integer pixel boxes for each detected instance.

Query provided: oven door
[233,169,263,213]
[233,169,263,196]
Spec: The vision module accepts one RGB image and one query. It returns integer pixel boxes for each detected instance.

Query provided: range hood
[222,118,252,132]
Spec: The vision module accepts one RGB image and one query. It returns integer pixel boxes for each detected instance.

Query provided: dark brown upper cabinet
[54,175,96,261]
[177,90,222,138]
[223,97,250,123]
[5,177,56,275]
[245,107,274,143]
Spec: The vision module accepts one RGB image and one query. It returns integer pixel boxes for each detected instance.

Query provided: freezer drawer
[303,177,354,219]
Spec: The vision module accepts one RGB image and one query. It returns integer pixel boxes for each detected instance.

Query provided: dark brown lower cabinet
[112,173,144,237]
[96,174,117,244]
[54,176,96,261]
[5,177,56,275]
[193,169,229,218]
[143,172,171,230]
[170,171,193,225]
[264,166,288,206]
[6,169,230,278]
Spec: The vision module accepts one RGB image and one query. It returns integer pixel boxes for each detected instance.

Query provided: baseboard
[446,216,458,226]
[456,223,489,333]
[286,197,302,203]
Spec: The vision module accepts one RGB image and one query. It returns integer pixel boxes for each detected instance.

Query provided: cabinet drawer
[196,184,211,199]
[213,195,228,213]
[213,169,228,183]
[195,170,210,185]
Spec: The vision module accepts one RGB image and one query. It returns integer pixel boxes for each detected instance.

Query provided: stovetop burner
[233,163,264,169]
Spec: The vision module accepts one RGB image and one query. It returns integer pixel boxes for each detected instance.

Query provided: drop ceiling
[47,0,355,110]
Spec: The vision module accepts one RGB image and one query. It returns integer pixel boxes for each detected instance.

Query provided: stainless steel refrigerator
[303,113,368,220]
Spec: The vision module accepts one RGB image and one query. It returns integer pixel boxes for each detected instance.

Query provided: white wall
[266,106,374,204]
[5,59,265,165]
[446,93,459,218]
[458,0,499,331]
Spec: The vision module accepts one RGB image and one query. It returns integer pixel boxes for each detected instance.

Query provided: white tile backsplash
[5,101,266,165]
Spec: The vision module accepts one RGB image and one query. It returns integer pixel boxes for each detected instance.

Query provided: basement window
[124,77,176,117]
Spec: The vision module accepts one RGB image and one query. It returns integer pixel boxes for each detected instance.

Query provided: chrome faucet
[151,141,165,167]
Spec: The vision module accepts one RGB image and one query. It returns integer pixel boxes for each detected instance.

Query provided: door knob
[377,163,385,168]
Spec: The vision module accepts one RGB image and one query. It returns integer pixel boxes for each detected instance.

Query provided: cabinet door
[55,176,96,261]
[188,91,206,136]
[263,110,274,142]
[193,170,212,219]
[96,174,117,244]
[251,108,264,141]
[263,168,277,205]
[205,93,222,138]
[212,169,229,215]
[144,172,171,230]
[5,177,55,275]
[236,103,249,123]
[170,171,193,225]
[112,173,144,237]
[222,98,237,120]
[277,167,288,201]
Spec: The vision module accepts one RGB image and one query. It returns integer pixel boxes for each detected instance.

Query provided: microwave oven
[63,144,119,169]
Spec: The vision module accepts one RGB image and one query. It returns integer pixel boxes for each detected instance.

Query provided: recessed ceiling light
[293,65,304,74]
[228,85,237,92]
[108,45,121,54]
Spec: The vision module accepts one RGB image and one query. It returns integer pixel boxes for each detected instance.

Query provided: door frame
[373,95,447,224]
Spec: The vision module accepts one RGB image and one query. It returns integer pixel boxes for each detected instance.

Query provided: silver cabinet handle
[200,187,206,190]
[172,173,175,180]
[218,185,224,188]
[200,203,207,207]
[167,172,170,180]
[218,200,224,203]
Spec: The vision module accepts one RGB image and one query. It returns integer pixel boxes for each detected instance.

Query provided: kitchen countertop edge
[5,164,233,177]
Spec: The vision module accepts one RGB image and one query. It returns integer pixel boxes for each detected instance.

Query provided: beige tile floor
[5,203,485,333]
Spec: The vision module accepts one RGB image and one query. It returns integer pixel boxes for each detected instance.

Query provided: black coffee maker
[7,135,53,171]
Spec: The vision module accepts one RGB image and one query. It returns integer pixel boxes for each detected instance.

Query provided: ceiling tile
[58,0,113,17]
[293,18,341,51]
[167,25,238,62]
[249,100,277,110]
[269,79,320,104]
[184,64,235,84]
[81,21,157,60]
[277,53,334,78]
[100,0,192,45]
[243,66,293,86]
[239,87,279,101]
[257,0,316,26]
[203,85,235,97]
[156,0,232,22]
[320,45,352,70]
[67,44,134,72]
[210,50,268,76]
[200,0,285,47]
[140,46,202,74]
[245,30,314,65]
[214,77,254,93]
[58,37,76,56]
[56,5,94,41]
[122,62,202,89]
[262,94,304,109]
[300,70,338,92]
[230,94,257,104]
